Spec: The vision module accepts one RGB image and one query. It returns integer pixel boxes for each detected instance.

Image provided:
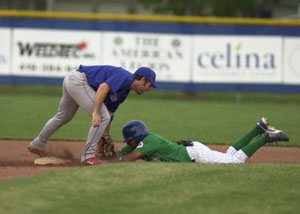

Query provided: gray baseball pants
[36,70,110,162]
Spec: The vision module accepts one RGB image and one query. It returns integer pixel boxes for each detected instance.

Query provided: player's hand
[92,111,101,127]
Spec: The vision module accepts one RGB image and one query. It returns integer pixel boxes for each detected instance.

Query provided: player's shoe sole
[28,147,46,157]
[28,138,46,156]
[256,117,270,132]
[265,128,289,143]
[83,157,107,165]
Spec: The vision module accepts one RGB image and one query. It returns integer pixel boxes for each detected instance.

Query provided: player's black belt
[177,140,194,147]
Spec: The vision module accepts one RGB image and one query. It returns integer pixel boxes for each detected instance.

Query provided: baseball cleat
[256,117,270,132]
[28,147,46,157]
[265,128,289,143]
[83,157,107,165]
[28,138,46,156]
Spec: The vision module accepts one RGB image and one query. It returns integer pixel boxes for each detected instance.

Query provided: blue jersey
[77,65,134,113]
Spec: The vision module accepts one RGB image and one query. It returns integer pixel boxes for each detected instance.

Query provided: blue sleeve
[105,74,127,93]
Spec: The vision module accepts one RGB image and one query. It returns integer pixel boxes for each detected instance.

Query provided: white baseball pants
[186,142,249,163]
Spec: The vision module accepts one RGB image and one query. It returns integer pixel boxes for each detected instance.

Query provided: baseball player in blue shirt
[28,65,159,165]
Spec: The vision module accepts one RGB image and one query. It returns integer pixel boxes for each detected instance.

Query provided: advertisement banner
[12,28,101,77]
[192,36,282,83]
[102,32,192,82]
[0,28,11,75]
[283,37,300,85]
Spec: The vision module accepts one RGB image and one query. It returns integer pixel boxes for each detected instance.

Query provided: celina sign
[193,36,282,83]
[0,55,6,64]
[197,43,276,70]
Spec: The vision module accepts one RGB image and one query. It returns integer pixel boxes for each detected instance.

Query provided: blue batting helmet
[122,120,149,143]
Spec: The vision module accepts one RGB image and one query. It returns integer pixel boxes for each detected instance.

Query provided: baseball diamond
[1,140,300,181]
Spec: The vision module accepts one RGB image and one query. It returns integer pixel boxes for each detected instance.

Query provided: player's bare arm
[114,151,144,162]
[104,151,144,163]
[92,83,111,127]
[123,151,144,162]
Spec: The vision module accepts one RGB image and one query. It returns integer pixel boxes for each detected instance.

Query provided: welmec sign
[12,29,101,77]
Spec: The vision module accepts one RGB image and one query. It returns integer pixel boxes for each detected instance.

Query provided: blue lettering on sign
[0,55,6,64]
[197,43,276,69]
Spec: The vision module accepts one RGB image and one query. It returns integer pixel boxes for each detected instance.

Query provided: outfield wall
[0,11,300,93]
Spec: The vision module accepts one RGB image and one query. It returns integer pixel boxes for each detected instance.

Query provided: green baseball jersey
[119,133,192,162]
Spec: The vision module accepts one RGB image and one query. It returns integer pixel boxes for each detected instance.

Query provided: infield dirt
[0,140,300,181]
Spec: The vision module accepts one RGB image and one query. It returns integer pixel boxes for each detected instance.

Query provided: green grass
[0,85,300,214]
[0,85,299,146]
[0,163,300,214]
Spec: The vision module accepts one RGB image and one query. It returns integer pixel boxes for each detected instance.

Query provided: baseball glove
[97,136,116,157]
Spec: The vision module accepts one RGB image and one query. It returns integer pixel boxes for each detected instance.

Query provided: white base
[34,157,71,165]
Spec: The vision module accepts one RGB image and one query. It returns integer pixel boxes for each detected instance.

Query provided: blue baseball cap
[134,67,159,89]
